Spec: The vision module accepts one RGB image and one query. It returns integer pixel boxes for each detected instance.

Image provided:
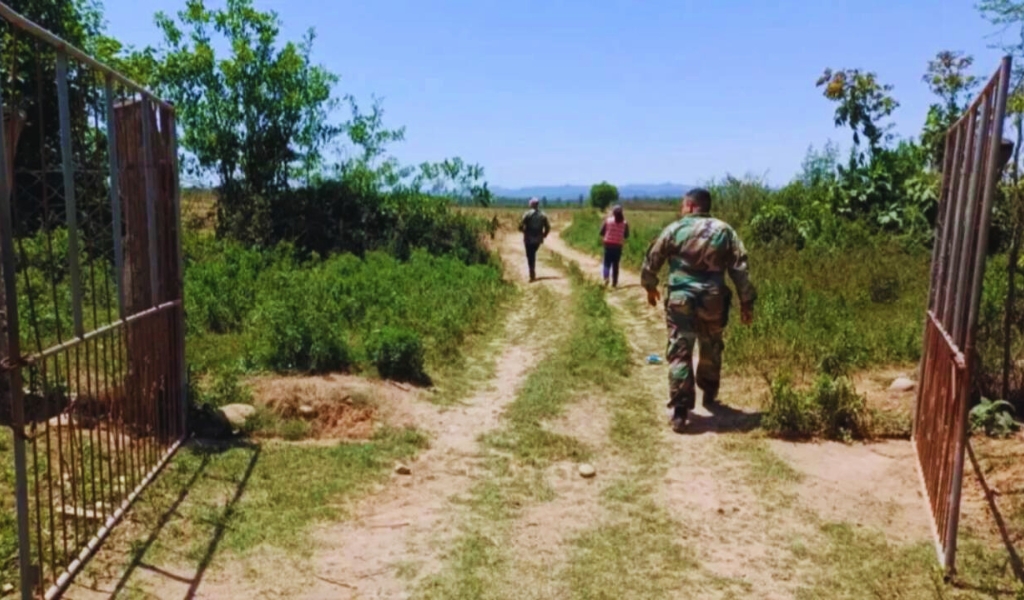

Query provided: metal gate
[0,4,186,599]
[914,56,1011,577]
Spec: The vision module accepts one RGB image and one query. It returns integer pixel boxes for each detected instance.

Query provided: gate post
[0,98,34,598]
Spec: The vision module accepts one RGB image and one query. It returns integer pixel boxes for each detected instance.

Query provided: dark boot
[670,406,688,434]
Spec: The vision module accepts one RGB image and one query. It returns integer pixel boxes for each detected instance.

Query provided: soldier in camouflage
[519,197,551,282]
[640,188,756,433]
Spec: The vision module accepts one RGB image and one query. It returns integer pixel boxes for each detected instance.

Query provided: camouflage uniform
[519,208,551,280]
[640,213,756,414]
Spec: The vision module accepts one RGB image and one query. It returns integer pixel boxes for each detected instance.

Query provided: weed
[970,397,1019,438]
[761,372,873,441]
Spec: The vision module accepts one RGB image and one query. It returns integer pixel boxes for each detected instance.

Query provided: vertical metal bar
[104,76,125,318]
[952,98,990,345]
[946,55,1013,574]
[916,128,960,439]
[167,109,187,438]
[0,77,36,600]
[56,52,84,338]
[140,96,160,305]
[941,114,976,329]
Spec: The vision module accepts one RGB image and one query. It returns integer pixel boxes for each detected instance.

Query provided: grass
[483,259,630,466]
[792,523,945,599]
[561,208,930,376]
[88,427,427,572]
[562,499,699,600]
[421,257,633,598]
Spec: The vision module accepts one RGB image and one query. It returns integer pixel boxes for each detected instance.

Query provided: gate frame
[0,3,187,598]
[913,55,1012,578]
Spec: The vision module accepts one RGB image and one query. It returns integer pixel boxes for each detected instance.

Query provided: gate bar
[0,2,171,111]
[55,52,84,337]
[105,75,126,318]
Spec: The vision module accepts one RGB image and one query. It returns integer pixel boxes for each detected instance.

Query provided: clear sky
[101,0,1010,188]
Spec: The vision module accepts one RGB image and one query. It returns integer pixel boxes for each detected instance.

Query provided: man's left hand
[646,288,661,307]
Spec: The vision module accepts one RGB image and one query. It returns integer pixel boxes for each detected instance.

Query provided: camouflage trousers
[664,287,730,411]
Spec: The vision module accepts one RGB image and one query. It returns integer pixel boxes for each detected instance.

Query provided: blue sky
[102,0,1010,188]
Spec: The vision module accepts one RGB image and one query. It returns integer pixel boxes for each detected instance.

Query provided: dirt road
[69,226,940,599]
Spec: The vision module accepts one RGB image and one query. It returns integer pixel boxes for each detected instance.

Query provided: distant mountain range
[491,183,696,200]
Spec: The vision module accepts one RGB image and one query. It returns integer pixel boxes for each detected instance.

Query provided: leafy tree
[921,51,979,168]
[147,0,340,242]
[817,68,899,156]
[589,181,619,211]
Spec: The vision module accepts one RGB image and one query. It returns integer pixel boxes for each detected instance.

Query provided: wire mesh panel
[913,56,1011,577]
[0,3,185,598]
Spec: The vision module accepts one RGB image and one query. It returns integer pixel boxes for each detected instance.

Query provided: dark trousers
[525,242,541,279]
[602,244,622,285]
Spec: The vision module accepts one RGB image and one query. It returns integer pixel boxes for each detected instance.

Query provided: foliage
[589,181,620,211]
[193,366,253,408]
[761,372,873,441]
[564,188,929,376]
[148,0,340,242]
[970,397,1019,438]
[367,326,427,383]
[189,246,509,377]
[921,51,979,168]
[816,68,899,153]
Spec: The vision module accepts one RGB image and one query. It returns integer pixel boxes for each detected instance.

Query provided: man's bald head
[683,188,712,214]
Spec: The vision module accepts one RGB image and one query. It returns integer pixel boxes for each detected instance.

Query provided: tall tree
[589,181,619,211]
[921,51,979,169]
[816,68,899,157]
[148,0,340,242]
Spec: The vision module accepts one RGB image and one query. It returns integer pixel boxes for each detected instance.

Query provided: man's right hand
[646,288,661,307]
[741,305,754,325]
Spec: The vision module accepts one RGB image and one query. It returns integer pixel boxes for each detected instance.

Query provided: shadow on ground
[83,438,261,600]
[683,403,762,435]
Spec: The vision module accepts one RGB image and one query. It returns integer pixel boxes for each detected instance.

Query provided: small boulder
[395,463,412,476]
[890,377,916,393]
[298,405,317,418]
[217,403,257,430]
[3,583,14,594]
[578,463,597,478]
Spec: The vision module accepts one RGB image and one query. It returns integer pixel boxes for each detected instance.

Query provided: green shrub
[761,372,873,441]
[970,398,1019,438]
[761,372,820,438]
[195,367,253,408]
[249,267,352,373]
[368,326,427,383]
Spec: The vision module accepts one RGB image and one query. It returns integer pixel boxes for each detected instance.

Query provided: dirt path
[541,226,936,597]
[288,233,571,600]
[70,225,942,599]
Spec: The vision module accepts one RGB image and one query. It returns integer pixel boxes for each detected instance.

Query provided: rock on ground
[890,377,916,393]
[218,403,257,430]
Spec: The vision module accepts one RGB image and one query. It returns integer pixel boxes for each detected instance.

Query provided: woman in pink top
[599,205,629,287]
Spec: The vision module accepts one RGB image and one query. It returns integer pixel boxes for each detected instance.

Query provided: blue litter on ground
[646,354,662,364]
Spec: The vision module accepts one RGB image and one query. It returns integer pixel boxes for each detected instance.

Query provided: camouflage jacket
[640,213,756,308]
[519,209,551,245]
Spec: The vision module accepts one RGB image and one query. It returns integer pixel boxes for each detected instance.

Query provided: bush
[761,372,872,441]
[249,266,353,373]
[368,326,427,383]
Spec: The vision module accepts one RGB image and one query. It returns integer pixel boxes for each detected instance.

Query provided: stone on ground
[218,403,257,430]
[578,463,597,478]
[889,377,916,393]
[395,463,412,475]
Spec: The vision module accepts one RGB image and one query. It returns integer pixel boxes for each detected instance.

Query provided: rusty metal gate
[0,4,186,599]
[914,56,1011,577]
